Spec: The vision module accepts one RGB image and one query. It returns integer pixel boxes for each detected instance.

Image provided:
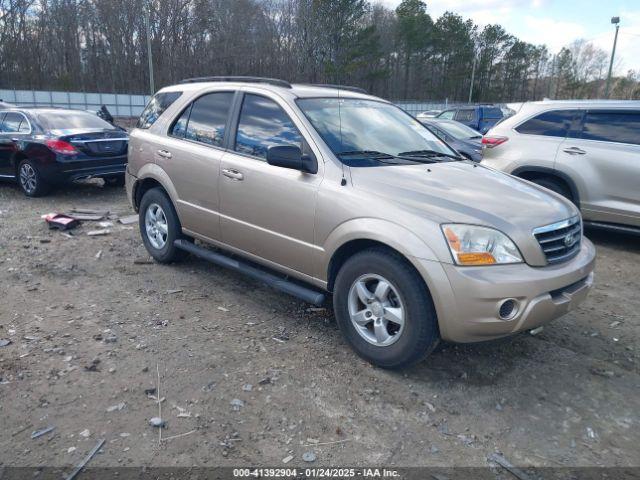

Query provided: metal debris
[106,402,126,412]
[282,455,293,464]
[65,438,105,480]
[118,214,138,225]
[31,426,55,439]
[487,453,532,480]
[0,339,11,347]
[529,326,544,336]
[149,417,166,428]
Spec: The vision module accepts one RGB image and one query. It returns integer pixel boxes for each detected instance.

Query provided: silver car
[482,100,640,232]
[126,78,595,368]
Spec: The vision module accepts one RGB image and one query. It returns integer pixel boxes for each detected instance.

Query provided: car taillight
[45,139,78,155]
[482,136,508,148]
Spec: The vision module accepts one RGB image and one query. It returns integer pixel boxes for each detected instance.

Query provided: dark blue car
[436,105,504,134]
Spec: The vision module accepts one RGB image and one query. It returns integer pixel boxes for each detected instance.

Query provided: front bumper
[415,238,596,343]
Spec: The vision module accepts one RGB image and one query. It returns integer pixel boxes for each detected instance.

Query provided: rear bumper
[42,155,127,182]
[415,238,596,343]
[125,168,137,211]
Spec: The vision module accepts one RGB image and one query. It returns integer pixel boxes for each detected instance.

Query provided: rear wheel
[139,187,188,263]
[333,248,440,369]
[18,159,50,197]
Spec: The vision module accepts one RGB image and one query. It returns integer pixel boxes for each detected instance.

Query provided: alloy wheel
[19,163,37,194]
[145,203,169,249]
[347,273,405,347]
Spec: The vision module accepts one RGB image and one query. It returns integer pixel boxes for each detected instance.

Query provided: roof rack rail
[307,84,368,94]
[178,76,292,89]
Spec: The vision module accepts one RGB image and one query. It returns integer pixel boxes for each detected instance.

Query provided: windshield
[38,111,115,131]
[436,121,481,140]
[297,98,457,162]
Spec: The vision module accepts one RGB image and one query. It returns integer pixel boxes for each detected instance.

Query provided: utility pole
[145,5,155,96]
[468,53,477,104]
[605,16,620,99]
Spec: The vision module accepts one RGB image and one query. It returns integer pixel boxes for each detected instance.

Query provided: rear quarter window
[455,109,475,122]
[515,110,579,138]
[581,111,640,145]
[137,91,182,129]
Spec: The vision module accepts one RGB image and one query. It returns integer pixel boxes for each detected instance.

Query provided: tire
[18,159,50,197]
[333,247,440,369]
[531,177,573,203]
[139,187,189,263]
[104,175,125,187]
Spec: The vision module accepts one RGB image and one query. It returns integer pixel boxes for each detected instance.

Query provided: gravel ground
[0,181,638,473]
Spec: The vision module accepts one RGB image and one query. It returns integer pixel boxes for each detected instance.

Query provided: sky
[378,0,640,74]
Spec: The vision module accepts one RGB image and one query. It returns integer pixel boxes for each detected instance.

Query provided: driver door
[219,92,323,276]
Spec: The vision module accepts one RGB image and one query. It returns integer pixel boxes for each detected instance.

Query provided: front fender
[320,217,444,286]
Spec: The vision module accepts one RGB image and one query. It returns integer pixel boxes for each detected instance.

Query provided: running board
[174,239,326,306]
[584,221,640,236]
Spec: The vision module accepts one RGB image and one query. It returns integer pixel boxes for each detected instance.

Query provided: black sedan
[0,107,128,196]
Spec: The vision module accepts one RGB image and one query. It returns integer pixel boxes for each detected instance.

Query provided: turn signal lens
[457,252,496,265]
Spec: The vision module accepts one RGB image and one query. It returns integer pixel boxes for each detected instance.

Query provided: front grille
[533,216,582,264]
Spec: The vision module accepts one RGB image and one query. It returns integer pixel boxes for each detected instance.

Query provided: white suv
[481,100,640,232]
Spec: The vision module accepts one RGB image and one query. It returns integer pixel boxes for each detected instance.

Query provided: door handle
[157,149,172,159]
[222,168,244,180]
[562,146,586,155]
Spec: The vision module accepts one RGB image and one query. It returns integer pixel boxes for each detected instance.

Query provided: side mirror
[266,145,317,174]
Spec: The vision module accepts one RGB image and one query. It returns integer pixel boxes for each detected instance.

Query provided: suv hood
[350,161,578,263]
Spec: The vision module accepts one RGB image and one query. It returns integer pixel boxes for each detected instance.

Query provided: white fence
[0,89,151,117]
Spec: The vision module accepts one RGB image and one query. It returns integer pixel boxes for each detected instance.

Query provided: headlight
[442,224,523,265]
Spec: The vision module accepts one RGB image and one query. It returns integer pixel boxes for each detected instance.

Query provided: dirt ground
[0,181,638,473]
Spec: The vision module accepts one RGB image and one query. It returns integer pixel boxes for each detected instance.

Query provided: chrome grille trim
[533,216,582,265]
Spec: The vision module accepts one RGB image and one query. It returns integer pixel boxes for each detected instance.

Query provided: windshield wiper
[337,150,396,159]
[397,149,463,161]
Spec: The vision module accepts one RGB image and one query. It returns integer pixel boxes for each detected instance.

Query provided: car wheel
[18,159,50,197]
[139,187,188,263]
[104,176,125,187]
[532,177,573,203]
[333,247,440,369]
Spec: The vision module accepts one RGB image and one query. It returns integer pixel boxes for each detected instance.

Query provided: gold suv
[126,77,595,368]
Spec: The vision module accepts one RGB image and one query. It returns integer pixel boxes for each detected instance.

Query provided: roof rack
[307,84,368,94]
[178,76,292,89]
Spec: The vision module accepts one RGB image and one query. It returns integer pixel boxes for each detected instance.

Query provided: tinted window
[235,94,302,159]
[184,92,234,147]
[455,109,475,122]
[482,107,504,119]
[581,111,640,145]
[137,91,182,129]
[39,111,114,131]
[2,112,29,133]
[516,110,577,137]
[438,110,455,120]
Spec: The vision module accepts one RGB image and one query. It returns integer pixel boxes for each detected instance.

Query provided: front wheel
[333,248,440,369]
[18,159,50,197]
[139,187,188,263]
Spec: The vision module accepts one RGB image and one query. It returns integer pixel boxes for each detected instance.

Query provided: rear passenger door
[219,92,322,276]
[157,91,236,241]
[557,109,640,226]
[0,112,31,177]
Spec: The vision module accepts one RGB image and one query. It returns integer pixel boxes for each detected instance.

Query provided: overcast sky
[377,0,640,73]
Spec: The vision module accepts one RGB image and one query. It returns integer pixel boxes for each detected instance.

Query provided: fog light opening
[498,299,519,320]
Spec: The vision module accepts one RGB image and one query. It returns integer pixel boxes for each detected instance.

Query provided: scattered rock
[230,399,244,411]
[0,339,11,347]
[302,451,316,462]
[106,402,126,412]
[242,384,253,392]
[149,417,166,428]
[84,359,100,372]
[79,429,90,438]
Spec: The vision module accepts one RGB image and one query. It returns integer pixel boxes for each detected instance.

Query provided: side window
[137,91,182,129]
[455,109,475,122]
[515,110,578,138]
[438,110,455,120]
[581,111,640,145]
[2,112,28,133]
[170,105,192,138]
[0,113,6,132]
[184,92,234,147]
[234,94,303,160]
